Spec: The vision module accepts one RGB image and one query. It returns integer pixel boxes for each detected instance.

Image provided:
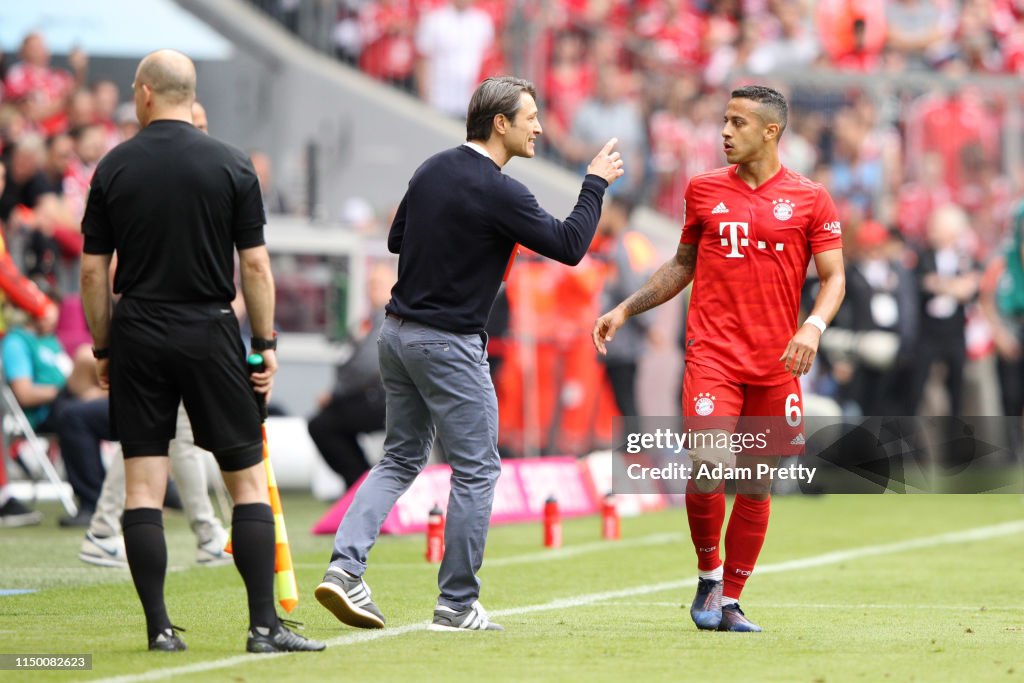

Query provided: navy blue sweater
[385,145,608,333]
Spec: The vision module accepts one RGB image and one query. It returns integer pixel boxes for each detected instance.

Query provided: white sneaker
[428,600,503,631]
[196,529,233,567]
[79,532,128,568]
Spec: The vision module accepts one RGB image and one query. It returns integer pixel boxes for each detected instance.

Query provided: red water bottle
[601,493,620,540]
[543,495,562,548]
[426,502,445,563]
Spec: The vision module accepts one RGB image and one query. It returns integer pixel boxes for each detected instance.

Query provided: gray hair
[465,76,537,142]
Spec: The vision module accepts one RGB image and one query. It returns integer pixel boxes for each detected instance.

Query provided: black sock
[123,507,171,639]
[231,503,279,631]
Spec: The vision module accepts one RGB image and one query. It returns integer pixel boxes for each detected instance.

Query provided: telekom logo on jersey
[717,221,787,258]
[718,222,749,258]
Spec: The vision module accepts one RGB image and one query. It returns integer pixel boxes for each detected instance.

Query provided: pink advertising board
[311,456,605,536]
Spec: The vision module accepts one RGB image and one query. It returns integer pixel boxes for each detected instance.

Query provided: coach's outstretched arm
[238,244,278,397]
[778,247,845,377]
[593,242,697,355]
[497,138,624,266]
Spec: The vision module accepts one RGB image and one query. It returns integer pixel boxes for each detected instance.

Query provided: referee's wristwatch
[250,335,278,352]
[92,347,109,360]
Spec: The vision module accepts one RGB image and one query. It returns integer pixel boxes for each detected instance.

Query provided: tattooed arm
[593,243,697,354]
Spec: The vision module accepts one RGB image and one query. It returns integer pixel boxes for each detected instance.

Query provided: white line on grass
[94,519,1024,683]
[593,602,1024,611]
[485,532,685,568]
[292,532,687,571]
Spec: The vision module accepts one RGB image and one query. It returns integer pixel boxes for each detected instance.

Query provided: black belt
[385,311,405,322]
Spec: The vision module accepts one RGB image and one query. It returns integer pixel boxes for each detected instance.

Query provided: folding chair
[0,375,78,517]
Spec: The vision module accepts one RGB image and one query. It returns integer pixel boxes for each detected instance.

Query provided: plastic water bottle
[426,502,445,563]
[601,493,620,541]
[543,495,562,548]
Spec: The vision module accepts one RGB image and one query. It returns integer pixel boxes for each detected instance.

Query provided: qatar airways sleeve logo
[718,222,750,258]
[823,221,842,235]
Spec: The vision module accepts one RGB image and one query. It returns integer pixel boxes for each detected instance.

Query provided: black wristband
[251,336,277,352]
[92,347,109,360]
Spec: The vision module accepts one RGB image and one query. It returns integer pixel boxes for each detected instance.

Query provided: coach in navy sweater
[316,76,624,632]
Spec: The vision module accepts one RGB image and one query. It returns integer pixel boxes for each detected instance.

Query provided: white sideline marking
[293,532,686,570]
[93,520,1024,683]
[595,602,1024,611]
[485,532,685,568]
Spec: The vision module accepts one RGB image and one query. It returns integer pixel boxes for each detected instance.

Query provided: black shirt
[915,246,974,345]
[386,146,607,333]
[82,119,265,302]
[0,171,50,221]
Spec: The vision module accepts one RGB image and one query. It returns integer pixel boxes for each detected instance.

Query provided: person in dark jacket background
[907,204,979,416]
[308,262,395,489]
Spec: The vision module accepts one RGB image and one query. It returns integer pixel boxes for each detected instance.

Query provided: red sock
[685,480,726,571]
[723,494,771,600]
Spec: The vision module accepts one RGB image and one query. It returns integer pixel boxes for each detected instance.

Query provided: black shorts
[109,297,263,471]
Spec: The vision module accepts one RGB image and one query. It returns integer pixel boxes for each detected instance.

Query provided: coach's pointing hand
[587,138,625,186]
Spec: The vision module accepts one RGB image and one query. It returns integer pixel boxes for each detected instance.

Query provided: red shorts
[682,362,805,456]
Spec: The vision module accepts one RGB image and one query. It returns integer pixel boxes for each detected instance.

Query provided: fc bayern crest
[694,392,716,416]
[773,198,794,220]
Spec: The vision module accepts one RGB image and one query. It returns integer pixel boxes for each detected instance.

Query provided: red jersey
[680,165,842,386]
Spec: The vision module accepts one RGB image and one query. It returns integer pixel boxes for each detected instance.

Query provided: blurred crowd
[251,0,1024,452]
[0,33,285,315]
[0,34,125,303]
[254,0,1024,213]
[0,32,291,524]
[6,1,1024,463]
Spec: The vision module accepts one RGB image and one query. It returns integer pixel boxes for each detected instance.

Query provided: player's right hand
[586,138,625,186]
[593,306,627,355]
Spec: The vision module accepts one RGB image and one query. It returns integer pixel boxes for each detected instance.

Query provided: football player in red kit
[594,85,845,632]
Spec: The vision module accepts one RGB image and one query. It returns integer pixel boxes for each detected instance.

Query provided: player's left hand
[250,348,277,403]
[779,324,821,377]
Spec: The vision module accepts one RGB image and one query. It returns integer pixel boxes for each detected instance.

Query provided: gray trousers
[330,315,500,610]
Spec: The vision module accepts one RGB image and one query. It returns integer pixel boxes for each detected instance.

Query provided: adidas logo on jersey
[711,202,729,214]
[790,434,806,445]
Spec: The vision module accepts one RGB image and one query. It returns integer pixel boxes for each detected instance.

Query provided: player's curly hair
[731,85,788,138]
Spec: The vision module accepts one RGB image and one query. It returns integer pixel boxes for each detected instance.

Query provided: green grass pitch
[1,494,1022,682]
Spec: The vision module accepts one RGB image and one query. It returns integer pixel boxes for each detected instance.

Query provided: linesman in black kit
[79,48,324,654]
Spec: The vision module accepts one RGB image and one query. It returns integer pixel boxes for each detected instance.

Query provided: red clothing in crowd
[2,61,74,135]
[633,1,706,70]
[815,0,887,70]
[3,61,72,105]
[906,92,1000,191]
[896,180,953,244]
[359,0,417,81]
